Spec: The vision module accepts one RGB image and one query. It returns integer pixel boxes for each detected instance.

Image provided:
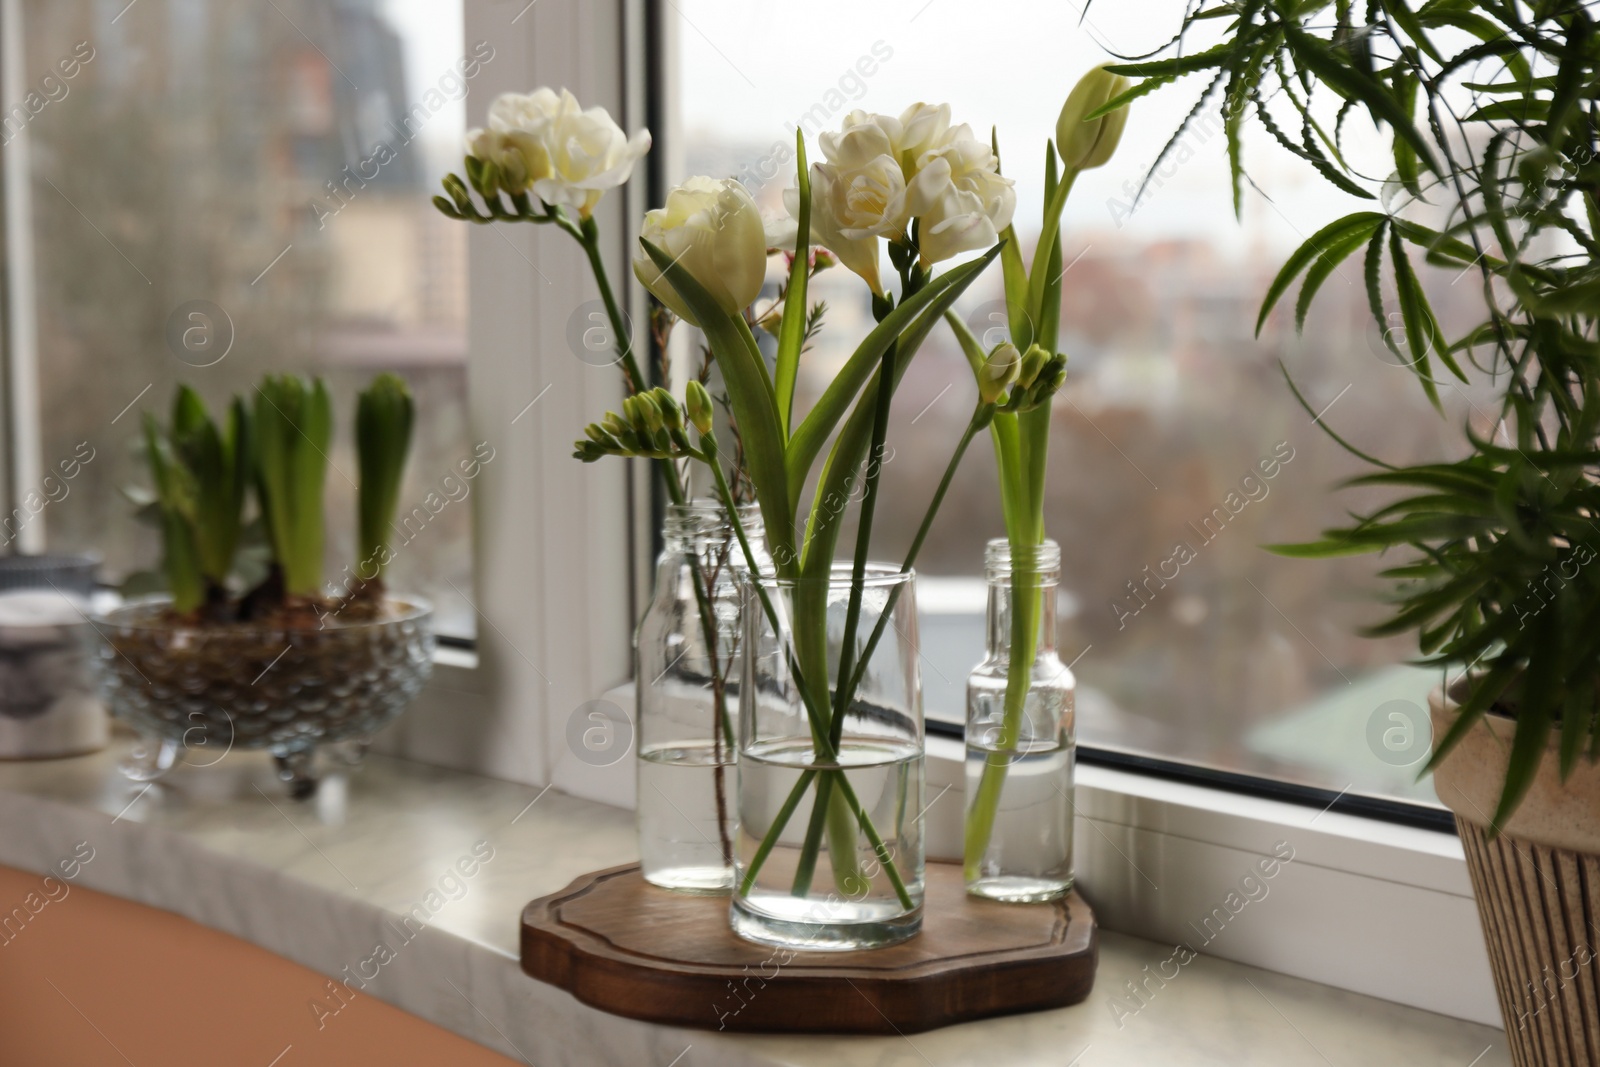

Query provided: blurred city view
[19,0,475,636]
[678,0,1489,804]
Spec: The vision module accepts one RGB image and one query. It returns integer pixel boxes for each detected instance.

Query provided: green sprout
[141,387,251,614]
[254,375,332,600]
[355,373,415,587]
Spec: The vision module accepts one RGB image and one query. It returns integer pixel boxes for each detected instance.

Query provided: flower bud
[621,395,646,433]
[1056,65,1131,173]
[685,380,714,436]
[1018,344,1050,389]
[978,342,1022,405]
[634,393,664,433]
[442,173,474,214]
[655,389,684,431]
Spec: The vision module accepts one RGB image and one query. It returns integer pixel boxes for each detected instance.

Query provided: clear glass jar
[635,501,765,893]
[733,563,925,951]
[964,539,1075,902]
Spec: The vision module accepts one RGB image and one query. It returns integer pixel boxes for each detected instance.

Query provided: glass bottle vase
[635,501,764,893]
[964,538,1075,902]
[733,563,925,950]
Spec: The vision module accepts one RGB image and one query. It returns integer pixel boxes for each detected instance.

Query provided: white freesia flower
[634,176,768,325]
[829,104,952,179]
[784,170,887,295]
[907,126,1015,266]
[816,122,911,242]
[470,88,650,218]
[778,102,1010,291]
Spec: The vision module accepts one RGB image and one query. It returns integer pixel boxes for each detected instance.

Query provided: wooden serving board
[520,862,1097,1034]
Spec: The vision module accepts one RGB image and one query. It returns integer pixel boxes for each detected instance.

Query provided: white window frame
[0,0,1505,1034]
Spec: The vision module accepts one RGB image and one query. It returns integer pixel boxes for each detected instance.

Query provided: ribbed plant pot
[1430,683,1600,1065]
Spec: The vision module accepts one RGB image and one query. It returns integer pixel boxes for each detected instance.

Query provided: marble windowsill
[0,743,1509,1066]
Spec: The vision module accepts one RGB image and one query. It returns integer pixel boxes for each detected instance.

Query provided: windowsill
[0,742,1508,1064]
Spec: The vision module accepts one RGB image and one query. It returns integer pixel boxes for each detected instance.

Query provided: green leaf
[998,225,1032,350]
[254,375,332,598]
[1386,226,1451,409]
[774,131,811,438]
[1103,41,1232,82]
[356,373,415,581]
[1296,225,1376,331]
[1424,655,1519,776]
[1280,22,1439,176]
[1083,73,1175,120]
[1387,0,1443,63]
[640,239,793,567]
[1491,685,1550,834]
[1257,212,1385,335]
[1263,537,1377,559]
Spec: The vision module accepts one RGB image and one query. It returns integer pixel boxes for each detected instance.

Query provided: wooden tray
[520,862,1097,1034]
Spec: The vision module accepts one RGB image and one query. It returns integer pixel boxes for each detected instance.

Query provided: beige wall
[0,864,520,1065]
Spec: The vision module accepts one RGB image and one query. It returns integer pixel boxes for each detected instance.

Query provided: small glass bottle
[635,500,765,893]
[964,538,1075,902]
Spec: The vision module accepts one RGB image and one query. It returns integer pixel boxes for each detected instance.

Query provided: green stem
[838,406,992,706]
[790,771,834,896]
[963,408,1049,880]
[831,338,896,743]
[963,554,1040,879]
[705,447,911,908]
[785,404,988,899]
[573,214,742,857]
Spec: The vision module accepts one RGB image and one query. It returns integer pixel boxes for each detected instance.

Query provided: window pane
[674,0,1458,805]
[16,0,475,638]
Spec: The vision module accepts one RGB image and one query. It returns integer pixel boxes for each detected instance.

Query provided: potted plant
[95,374,434,797]
[1110,2,1599,1057]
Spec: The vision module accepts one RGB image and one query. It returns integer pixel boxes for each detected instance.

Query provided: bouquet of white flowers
[436,75,1127,945]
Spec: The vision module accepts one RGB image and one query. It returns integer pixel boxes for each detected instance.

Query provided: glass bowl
[92,595,434,796]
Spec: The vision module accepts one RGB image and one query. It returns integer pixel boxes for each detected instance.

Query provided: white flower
[777,102,1011,290]
[815,122,911,242]
[634,177,768,325]
[829,104,952,179]
[784,169,887,295]
[907,127,1015,266]
[472,88,650,218]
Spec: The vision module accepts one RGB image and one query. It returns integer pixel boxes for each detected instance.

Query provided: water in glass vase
[964,538,1076,903]
[965,676,1074,902]
[733,736,925,950]
[638,740,736,893]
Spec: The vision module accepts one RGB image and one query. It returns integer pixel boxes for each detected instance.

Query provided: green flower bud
[656,389,685,432]
[685,380,714,436]
[602,411,628,438]
[635,393,664,433]
[649,390,681,431]
[442,173,474,214]
[1056,65,1131,173]
[978,343,1022,405]
[1018,344,1050,389]
[621,395,647,434]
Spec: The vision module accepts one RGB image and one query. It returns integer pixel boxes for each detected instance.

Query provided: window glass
[15,0,476,637]
[674,0,1463,804]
